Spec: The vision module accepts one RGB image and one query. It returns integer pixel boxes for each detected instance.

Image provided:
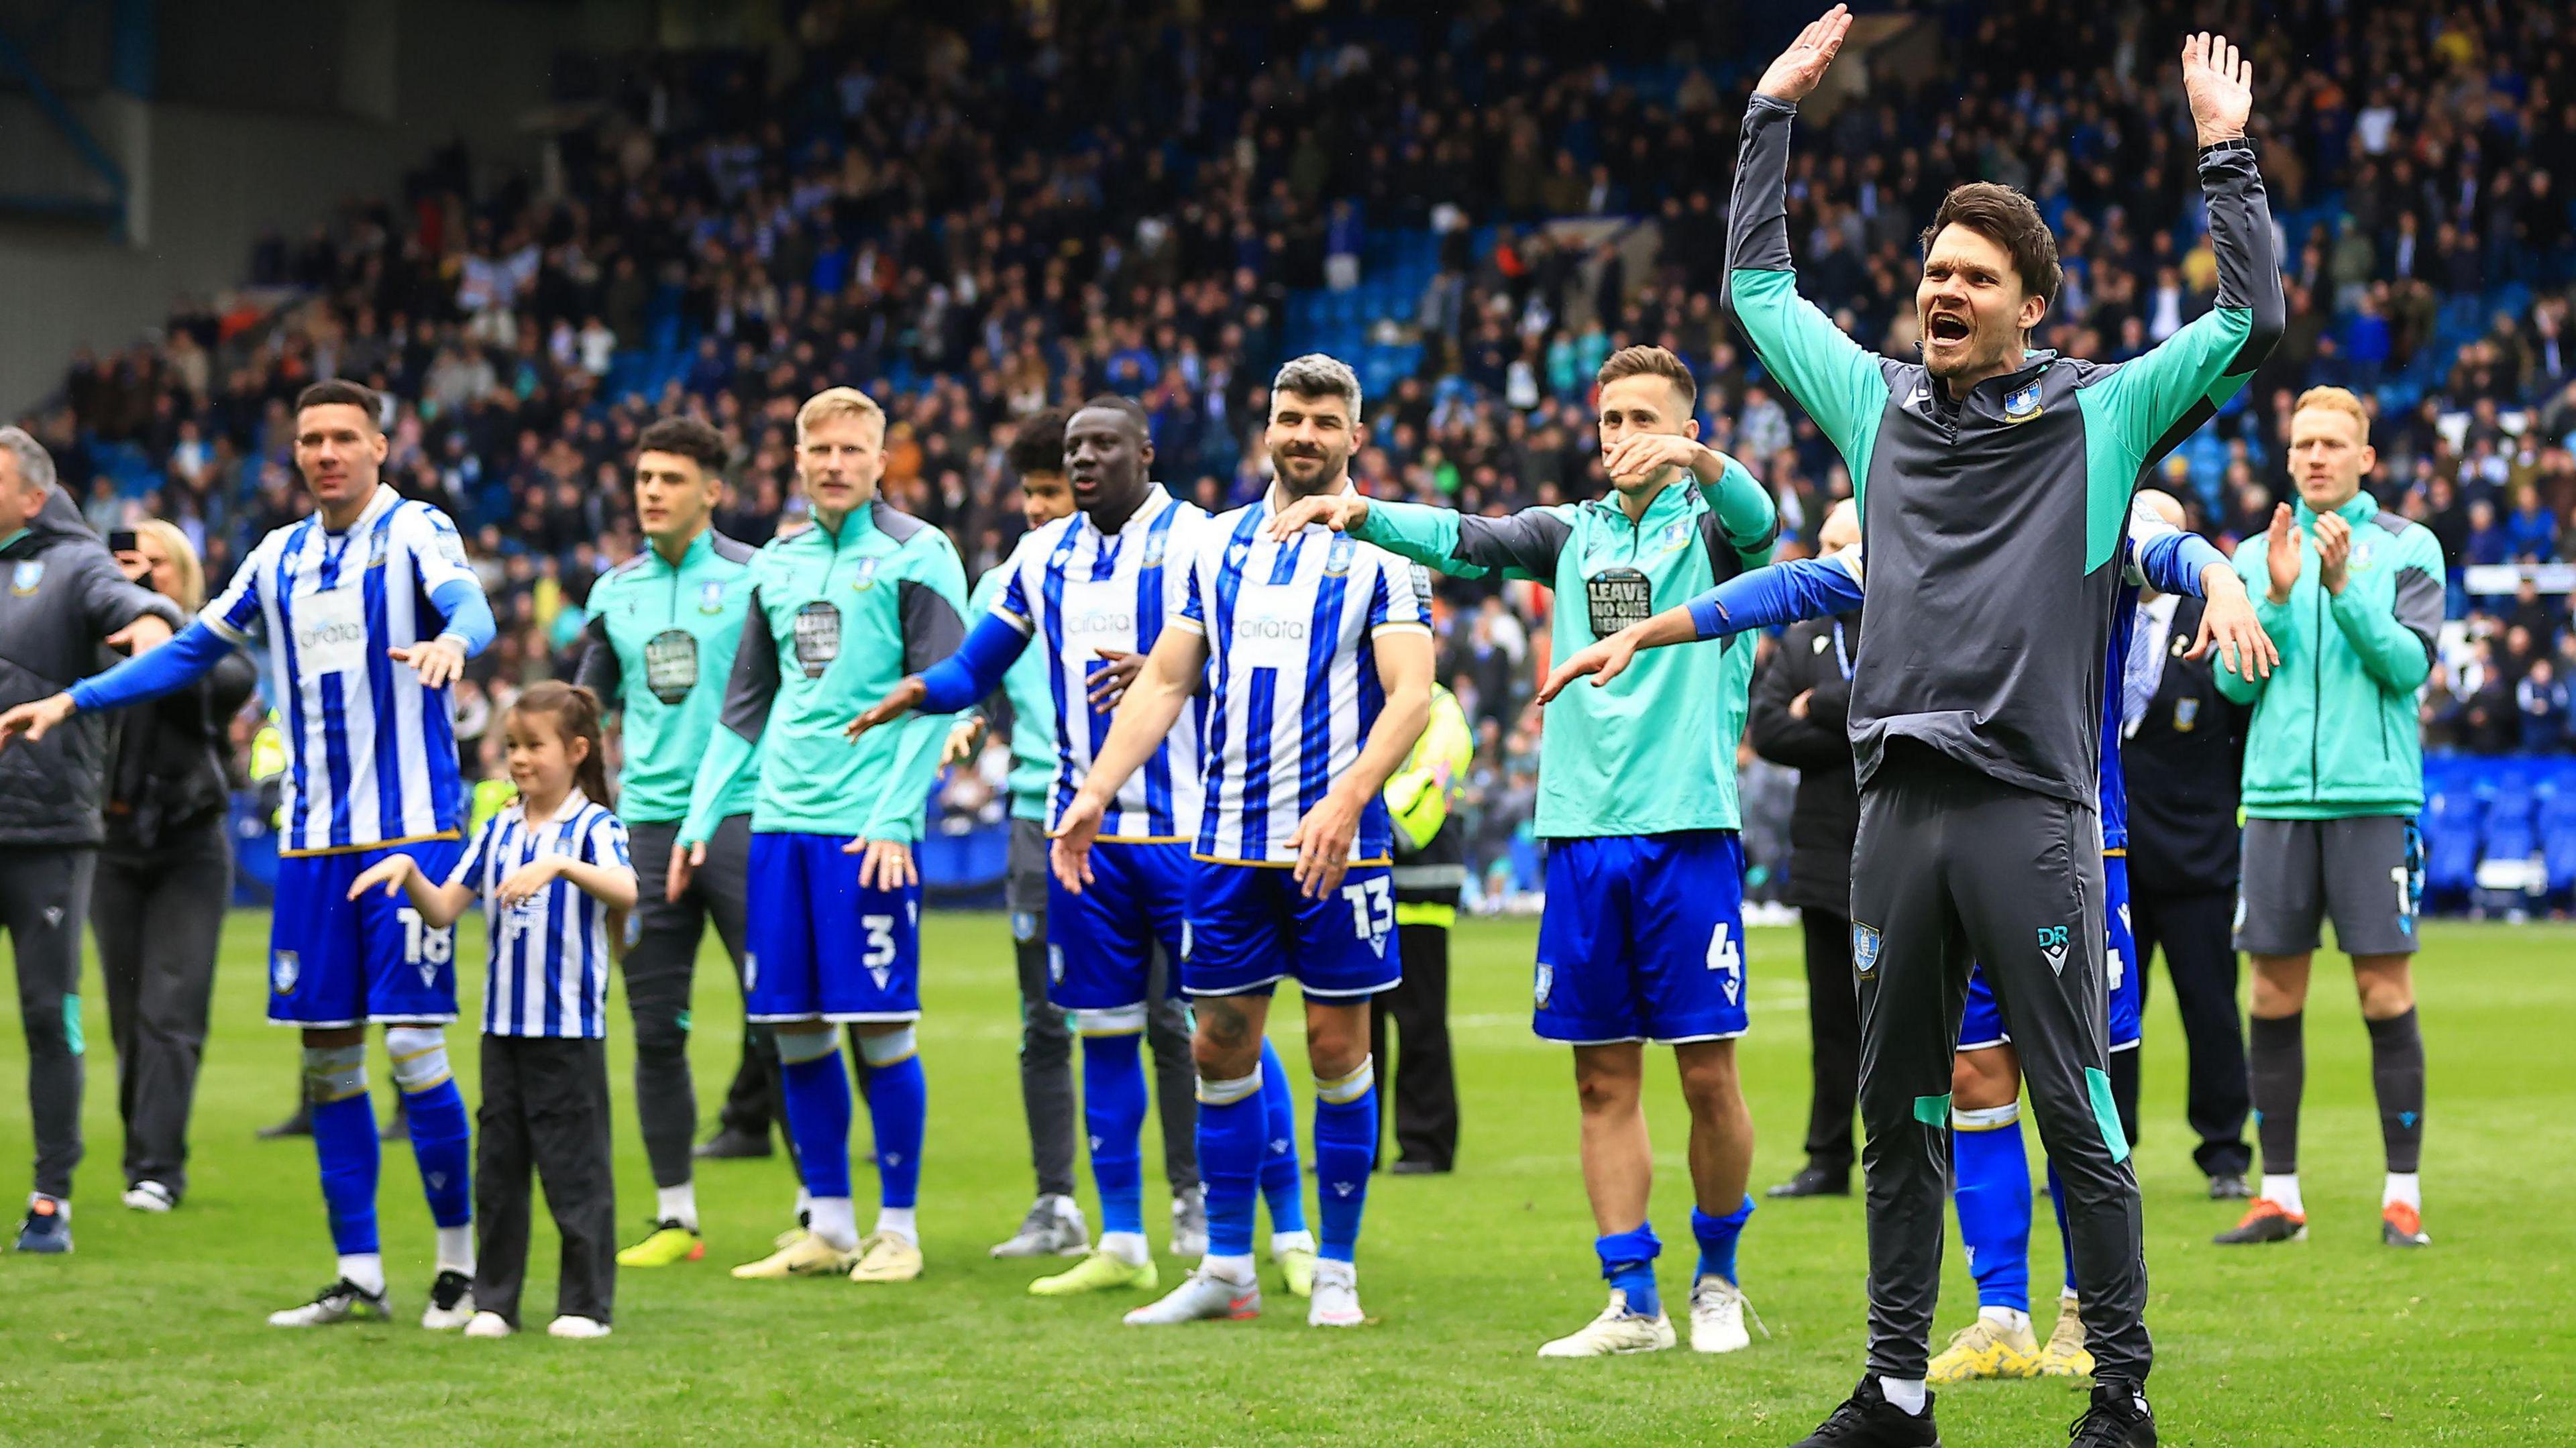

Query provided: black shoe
[1768,1165,1852,1199]
[1389,1160,1451,1176]
[258,1102,313,1139]
[2212,1199,2306,1245]
[2206,1173,2251,1201]
[1791,1376,1939,1447]
[2068,1383,2155,1447]
[379,1099,409,1142]
[694,1126,773,1160]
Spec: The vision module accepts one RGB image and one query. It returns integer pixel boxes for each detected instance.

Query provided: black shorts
[2234,816,2421,957]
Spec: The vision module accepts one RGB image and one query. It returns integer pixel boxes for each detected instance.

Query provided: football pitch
[2,913,2569,1445]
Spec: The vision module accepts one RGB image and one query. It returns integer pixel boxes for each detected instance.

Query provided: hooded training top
[681,502,967,843]
[1725,93,2282,806]
[1354,459,1776,839]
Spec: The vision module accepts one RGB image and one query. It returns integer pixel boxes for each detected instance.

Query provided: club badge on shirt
[11,561,42,595]
[2003,380,2044,423]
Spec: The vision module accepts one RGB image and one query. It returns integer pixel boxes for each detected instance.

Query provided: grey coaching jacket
[0,488,186,846]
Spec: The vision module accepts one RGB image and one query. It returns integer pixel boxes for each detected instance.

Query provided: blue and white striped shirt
[1172,485,1431,865]
[991,484,1215,842]
[203,486,480,853]
[448,790,629,1039]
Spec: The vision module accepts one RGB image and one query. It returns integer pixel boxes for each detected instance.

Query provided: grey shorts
[2234,816,2422,957]
[1005,816,1050,918]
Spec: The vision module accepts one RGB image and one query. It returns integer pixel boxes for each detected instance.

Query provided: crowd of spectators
[17,0,2576,892]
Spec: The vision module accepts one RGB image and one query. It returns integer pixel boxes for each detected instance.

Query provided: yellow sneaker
[616,1220,706,1268]
[849,1232,924,1284]
[731,1232,859,1279]
[1927,1314,2043,1384]
[1030,1248,1160,1296]
[2037,1298,2096,1378]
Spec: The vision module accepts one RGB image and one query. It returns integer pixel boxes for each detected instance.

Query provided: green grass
[2,915,2570,1445]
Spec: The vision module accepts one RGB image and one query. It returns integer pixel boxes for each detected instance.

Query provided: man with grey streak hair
[0,427,181,1252]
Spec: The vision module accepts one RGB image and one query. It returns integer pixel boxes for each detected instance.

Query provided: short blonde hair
[130,518,206,612]
[2292,386,2371,441]
[795,386,885,443]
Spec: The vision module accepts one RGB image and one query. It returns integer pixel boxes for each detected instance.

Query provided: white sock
[808,1196,858,1251]
[1202,1251,1256,1284]
[2383,1172,2420,1211]
[1099,1230,1150,1266]
[1272,1228,1316,1258]
[2260,1173,2304,1216]
[872,1206,918,1245]
[2061,1286,2082,1304]
[339,1252,386,1296]
[655,1183,700,1231]
[435,1225,475,1276]
[1880,1377,1927,1416]
[1979,1305,2033,1336]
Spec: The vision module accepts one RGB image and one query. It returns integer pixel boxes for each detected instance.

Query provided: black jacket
[2123,594,2250,897]
[104,644,257,858]
[0,489,184,846]
[1748,608,1862,913]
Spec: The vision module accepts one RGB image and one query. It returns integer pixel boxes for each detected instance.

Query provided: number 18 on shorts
[1532,830,1750,1046]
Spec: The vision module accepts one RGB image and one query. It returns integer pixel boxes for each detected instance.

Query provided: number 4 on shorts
[1706,923,1742,1004]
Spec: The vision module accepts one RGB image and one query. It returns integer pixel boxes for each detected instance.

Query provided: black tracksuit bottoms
[476,1034,616,1327]
[1849,748,2149,1386]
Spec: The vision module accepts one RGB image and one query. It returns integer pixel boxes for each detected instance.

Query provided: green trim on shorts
[1913,1092,1952,1127]
[2086,1066,2131,1164]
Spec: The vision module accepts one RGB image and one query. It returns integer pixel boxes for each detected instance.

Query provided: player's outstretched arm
[1727,7,1889,464]
[2127,501,2279,678]
[1051,623,1212,893]
[1537,552,1864,704]
[0,620,246,750]
[1272,491,1564,585]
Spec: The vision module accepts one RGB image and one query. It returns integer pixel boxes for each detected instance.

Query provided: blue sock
[311,1091,381,1257]
[1690,1196,1755,1285]
[1257,1038,1307,1235]
[1198,1076,1263,1260]
[862,1052,926,1211]
[2047,1160,2077,1296]
[401,1077,474,1229]
[1953,1106,2033,1313]
[1081,1030,1148,1236]
[780,1050,854,1200]
[1597,1224,1662,1318]
[1311,1062,1377,1264]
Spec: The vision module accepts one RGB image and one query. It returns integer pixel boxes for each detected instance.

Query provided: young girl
[351,681,635,1339]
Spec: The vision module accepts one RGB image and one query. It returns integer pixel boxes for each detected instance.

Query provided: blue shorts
[1048,840,1189,1013]
[1534,831,1750,1046]
[1961,852,2142,1053]
[269,839,468,1028]
[1183,860,1401,1000]
[745,832,922,1023]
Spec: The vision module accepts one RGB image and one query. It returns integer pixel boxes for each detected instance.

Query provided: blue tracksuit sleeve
[66,621,237,713]
[429,576,497,655]
[1687,553,1866,640]
[916,611,1032,715]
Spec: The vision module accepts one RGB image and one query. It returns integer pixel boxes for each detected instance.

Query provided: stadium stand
[15,0,2576,909]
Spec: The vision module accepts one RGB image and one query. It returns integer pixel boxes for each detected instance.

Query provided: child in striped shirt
[352,681,635,1339]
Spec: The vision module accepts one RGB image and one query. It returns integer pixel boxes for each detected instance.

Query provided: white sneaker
[547,1315,613,1339]
[266,1278,390,1327]
[1688,1274,1758,1353]
[1122,1267,1260,1325]
[1307,1258,1364,1327]
[121,1181,175,1213]
[1538,1291,1677,1357]
[462,1311,513,1339]
[1170,1186,1209,1258]
[989,1194,1089,1258]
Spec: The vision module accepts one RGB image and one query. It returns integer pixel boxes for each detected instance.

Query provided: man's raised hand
[391,637,467,689]
[1754,5,1852,105]
[2263,502,2303,604]
[1265,491,1368,542]
[2182,32,2253,146]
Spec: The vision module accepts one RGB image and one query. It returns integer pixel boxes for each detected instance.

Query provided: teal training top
[578,528,761,824]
